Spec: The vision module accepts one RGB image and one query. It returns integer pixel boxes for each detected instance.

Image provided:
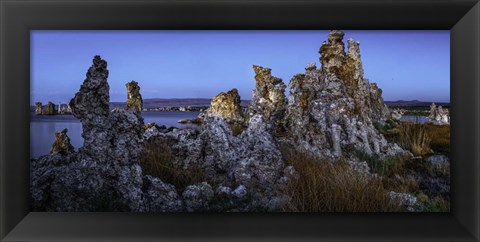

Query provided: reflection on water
[30,111,199,159]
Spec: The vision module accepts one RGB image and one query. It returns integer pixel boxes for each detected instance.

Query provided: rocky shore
[31,31,449,212]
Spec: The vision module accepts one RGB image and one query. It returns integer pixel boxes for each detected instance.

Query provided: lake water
[30,111,199,159]
[400,115,429,124]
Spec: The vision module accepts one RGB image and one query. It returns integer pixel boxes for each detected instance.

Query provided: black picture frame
[1,0,479,241]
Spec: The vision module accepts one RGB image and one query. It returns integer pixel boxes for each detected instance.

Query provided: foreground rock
[150,114,288,211]
[426,154,450,171]
[32,56,168,211]
[387,191,422,212]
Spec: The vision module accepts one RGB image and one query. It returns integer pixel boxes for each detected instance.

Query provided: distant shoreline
[30,98,450,112]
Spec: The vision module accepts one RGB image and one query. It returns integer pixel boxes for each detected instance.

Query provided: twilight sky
[31,30,450,104]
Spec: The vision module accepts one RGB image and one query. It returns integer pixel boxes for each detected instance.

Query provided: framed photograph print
[1,0,479,241]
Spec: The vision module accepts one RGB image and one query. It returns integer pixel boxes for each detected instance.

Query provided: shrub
[139,137,206,192]
[356,151,408,177]
[397,121,432,156]
[422,196,450,212]
[282,148,401,212]
[355,151,419,194]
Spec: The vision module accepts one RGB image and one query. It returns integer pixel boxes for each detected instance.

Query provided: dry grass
[425,123,450,156]
[355,151,421,194]
[139,137,206,191]
[397,121,432,156]
[282,148,401,212]
[382,120,450,156]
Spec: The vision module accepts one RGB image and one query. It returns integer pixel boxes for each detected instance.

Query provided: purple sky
[31,30,450,104]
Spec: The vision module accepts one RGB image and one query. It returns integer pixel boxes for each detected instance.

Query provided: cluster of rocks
[428,103,450,125]
[32,31,423,212]
[35,101,72,115]
[145,106,208,112]
[391,108,405,120]
[30,55,286,212]
[387,191,421,212]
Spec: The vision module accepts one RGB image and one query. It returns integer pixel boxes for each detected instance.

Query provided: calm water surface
[400,115,429,124]
[30,111,199,158]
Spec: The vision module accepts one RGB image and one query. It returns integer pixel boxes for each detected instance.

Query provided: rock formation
[319,32,389,123]
[206,88,245,125]
[155,114,289,211]
[319,30,346,72]
[43,101,56,115]
[391,108,405,120]
[126,80,143,111]
[49,128,74,154]
[247,65,287,133]
[35,102,43,115]
[31,31,417,212]
[56,104,72,114]
[32,56,150,211]
[66,104,73,113]
[428,103,450,125]
[284,30,401,158]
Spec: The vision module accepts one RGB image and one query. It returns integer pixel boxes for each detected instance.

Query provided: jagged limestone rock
[248,65,286,133]
[284,30,402,159]
[69,56,112,159]
[35,102,43,115]
[206,88,245,125]
[182,182,214,212]
[43,101,56,115]
[70,55,110,119]
[31,153,106,211]
[126,80,143,111]
[319,32,389,123]
[426,154,450,171]
[49,128,74,154]
[319,30,346,73]
[428,103,450,125]
[32,56,146,212]
[148,114,288,211]
[141,175,183,212]
[387,191,422,212]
